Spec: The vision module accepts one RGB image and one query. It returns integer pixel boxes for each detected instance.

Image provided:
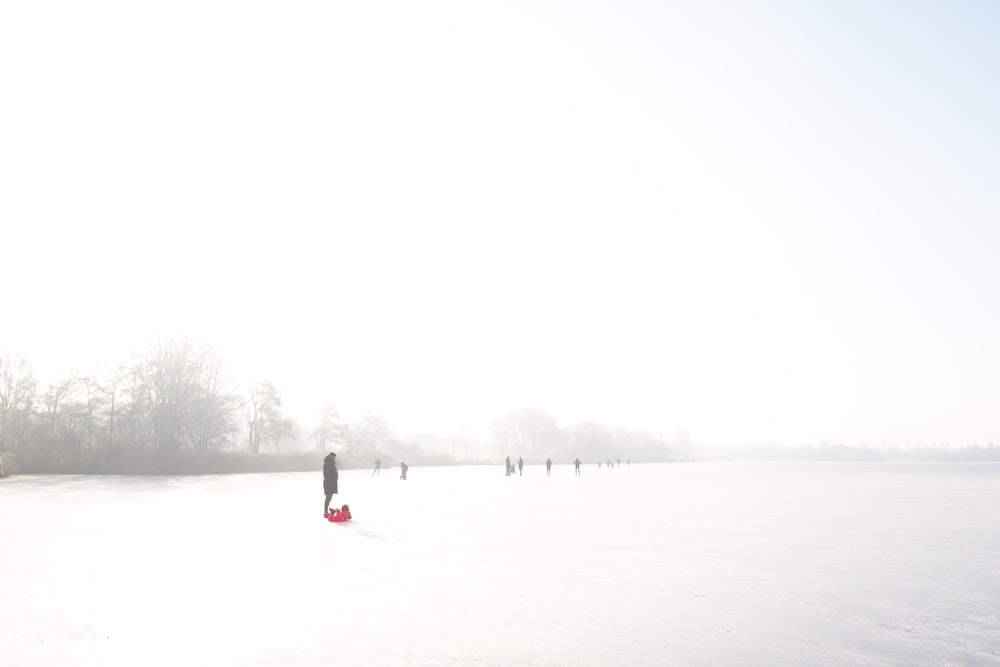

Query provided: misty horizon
[3,338,997,458]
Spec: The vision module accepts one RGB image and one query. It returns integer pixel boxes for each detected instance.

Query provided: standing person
[323,452,339,518]
[545,458,552,476]
[400,461,409,480]
[505,456,512,476]
[517,456,523,476]
[372,457,382,476]
[574,458,582,476]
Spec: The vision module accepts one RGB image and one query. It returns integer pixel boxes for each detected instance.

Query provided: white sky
[2,1,999,446]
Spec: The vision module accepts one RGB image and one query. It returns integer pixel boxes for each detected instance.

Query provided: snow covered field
[3,462,999,666]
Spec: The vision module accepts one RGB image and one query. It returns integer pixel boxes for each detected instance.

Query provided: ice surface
[2,463,1000,666]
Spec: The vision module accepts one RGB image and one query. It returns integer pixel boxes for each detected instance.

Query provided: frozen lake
[3,462,1000,666]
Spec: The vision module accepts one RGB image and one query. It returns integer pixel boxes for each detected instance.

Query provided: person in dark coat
[323,452,339,518]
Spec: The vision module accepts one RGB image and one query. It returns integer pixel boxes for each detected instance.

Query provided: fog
[3,463,1000,666]
[5,3,1000,665]
[3,2,1000,450]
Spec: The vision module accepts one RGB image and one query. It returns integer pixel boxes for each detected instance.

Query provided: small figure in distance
[400,461,409,480]
[372,457,382,477]
[574,457,582,476]
[323,451,339,518]
[545,458,552,476]
[517,456,523,476]
[505,455,511,476]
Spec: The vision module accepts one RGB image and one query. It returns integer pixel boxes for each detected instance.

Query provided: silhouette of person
[545,458,552,476]
[323,452,338,518]
[517,457,523,476]
[574,458,581,476]
[373,457,382,476]
[617,458,621,468]
[505,456,511,476]
[400,461,409,480]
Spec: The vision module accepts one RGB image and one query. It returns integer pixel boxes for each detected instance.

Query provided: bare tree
[269,417,298,453]
[95,364,130,451]
[313,406,391,457]
[183,354,241,453]
[245,380,281,454]
[133,337,239,455]
[0,353,37,453]
[37,372,96,458]
[569,421,612,460]
[337,412,391,457]
[79,376,98,453]
[41,374,79,433]
[312,402,341,451]
[491,408,563,459]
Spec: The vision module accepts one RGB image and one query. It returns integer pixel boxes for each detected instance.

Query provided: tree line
[0,338,398,474]
[1,339,675,475]
[488,407,676,464]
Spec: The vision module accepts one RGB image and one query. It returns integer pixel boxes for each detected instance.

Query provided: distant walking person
[372,457,382,476]
[400,461,409,480]
[505,456,512,476]
[323,452,339,518]
[545,458,552,476]
[517,457,523,476]
[574,458,582,476]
